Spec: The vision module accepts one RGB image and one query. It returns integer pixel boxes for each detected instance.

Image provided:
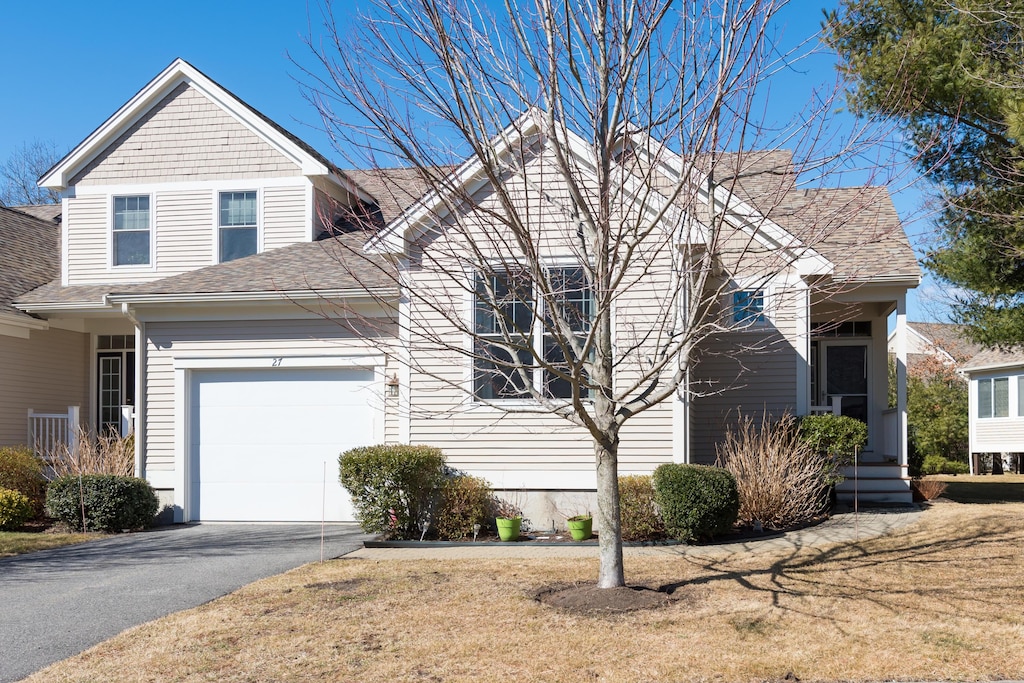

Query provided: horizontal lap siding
[71,83,301,187]
[0,328,89,445]
[144,318,397,472]
[156,190,214,274]
[406,149,675,485]
[65,195,108,284]
[972,420,1024,452]
[263,186,309,249]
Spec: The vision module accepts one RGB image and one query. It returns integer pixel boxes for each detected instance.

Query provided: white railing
[27,406,81,459]
[809,396,842,416]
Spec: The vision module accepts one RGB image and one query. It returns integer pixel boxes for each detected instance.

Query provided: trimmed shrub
[717,413,831,528]
[798,414,868,485]
[921,454,970,476]
[0,487,34,530]
[618,475,664,541]
[0,445,47,517]
[652,464,739,542]
[339,444,447,539]
[435,474,492,540]
[46,475,158,532]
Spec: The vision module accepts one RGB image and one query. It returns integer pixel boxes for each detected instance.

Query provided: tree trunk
[594,433,625,588]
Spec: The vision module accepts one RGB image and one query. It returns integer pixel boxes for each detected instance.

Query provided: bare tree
[0,140,63,206]
[299,0,908,588]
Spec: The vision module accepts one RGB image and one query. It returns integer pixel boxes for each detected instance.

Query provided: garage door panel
[189,367,376,522]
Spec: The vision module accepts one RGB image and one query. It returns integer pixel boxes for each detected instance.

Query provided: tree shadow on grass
[656,506,1024,628]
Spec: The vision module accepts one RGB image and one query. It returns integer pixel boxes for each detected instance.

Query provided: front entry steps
[835,462,913,505]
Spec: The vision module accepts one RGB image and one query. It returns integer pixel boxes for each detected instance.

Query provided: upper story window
[473,266,593,401]
[112,195,151,266]
[733,289,765,325]
[219,191,258,262]
[978,377,1009,418]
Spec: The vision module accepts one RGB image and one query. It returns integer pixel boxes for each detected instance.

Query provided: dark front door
[822,343,868,425]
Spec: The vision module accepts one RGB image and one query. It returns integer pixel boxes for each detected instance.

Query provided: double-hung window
[112,195,151,266]
[732,289,765,325]
[219,191,258,262]
[978,377,1009,418]
[474,270,535,400]
[473,266,593,401]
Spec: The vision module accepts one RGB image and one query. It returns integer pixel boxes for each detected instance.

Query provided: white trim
[793,278,811,415]
[397,258,412,444]
[214,188,262,264]
[894,294,908,466]
[109,193,156,272]
[70,176,308,196]
[61,196,70,287]
[40,59,334,189]
[173,354,385,370]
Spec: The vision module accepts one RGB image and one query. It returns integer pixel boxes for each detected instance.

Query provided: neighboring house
[962,347,1024,475]
[888,321,983,373]
[3,59,921,523]
[0,205,89,450]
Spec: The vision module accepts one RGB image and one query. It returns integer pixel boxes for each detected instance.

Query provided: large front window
[473,266,592,401]
[112,196,150,266]
[219,191,258,262]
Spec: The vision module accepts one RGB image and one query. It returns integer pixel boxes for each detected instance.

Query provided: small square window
[219,191,258,262]
[733,289,765,324]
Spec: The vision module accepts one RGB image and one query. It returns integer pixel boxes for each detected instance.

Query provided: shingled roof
[110,232,396,299]
[962,346,1024,373]
[0,207,59,318]
[711,152,920,283]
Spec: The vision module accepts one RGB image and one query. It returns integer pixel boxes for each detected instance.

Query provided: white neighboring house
[2,59,921,523]
[962,348,1024,475]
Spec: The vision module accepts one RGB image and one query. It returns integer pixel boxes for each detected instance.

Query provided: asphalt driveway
[0,523,369,682]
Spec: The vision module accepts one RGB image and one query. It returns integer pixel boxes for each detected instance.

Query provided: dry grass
[0,530,97,558]
[930,473,1024,504]
[24,502,1024,683]
[46,428,134,479]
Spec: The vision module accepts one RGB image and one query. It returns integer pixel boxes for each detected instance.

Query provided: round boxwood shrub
[0,487,34,530]
[46,475,159,532]
[0,445,47,517]
[339,444,447,539]
[652,463,739,542]
[434,473,493,540]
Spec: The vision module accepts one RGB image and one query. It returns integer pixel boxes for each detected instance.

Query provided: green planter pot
[566,516,593,541]
[496,516,522,542]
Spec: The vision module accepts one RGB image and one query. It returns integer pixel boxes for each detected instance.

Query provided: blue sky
[0,1,945,322]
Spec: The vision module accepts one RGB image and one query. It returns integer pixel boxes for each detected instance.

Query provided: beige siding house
[3,58,921,524]
[962,347,1024,474]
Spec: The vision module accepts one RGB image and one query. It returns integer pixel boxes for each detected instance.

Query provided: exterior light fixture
[385,373,400,398]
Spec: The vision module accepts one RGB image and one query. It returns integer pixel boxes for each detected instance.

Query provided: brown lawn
[23,501,1024,683]
[931,472,1024,504]
[0,530,98,558]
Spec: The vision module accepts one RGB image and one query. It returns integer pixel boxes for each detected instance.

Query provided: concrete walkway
[345,507,922,560]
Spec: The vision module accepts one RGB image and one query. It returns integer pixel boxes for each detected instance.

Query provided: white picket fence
[27,406,81,459]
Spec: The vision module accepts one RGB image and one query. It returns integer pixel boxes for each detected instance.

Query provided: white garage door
[189,367,376,522]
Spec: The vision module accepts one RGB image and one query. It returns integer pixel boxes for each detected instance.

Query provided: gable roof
[0,207,59,323]
[10,204,62,223]
[39,58,370,202]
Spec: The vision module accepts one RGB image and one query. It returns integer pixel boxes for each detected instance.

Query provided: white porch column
[793,278,811,415]
[895,293,908,466]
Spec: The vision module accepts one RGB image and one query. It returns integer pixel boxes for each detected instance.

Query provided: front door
[97,336,136,435]
[820,342,869,425]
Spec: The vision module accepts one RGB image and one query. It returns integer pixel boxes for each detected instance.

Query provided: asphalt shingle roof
[0,207,59,317]
[962,346,1024,372]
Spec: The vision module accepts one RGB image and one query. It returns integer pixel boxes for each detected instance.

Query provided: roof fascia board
[105,287,399,306]
[0,311,48,333]
[365,110,544,254]
[41,58,330,189]
[963,361,1024,375]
